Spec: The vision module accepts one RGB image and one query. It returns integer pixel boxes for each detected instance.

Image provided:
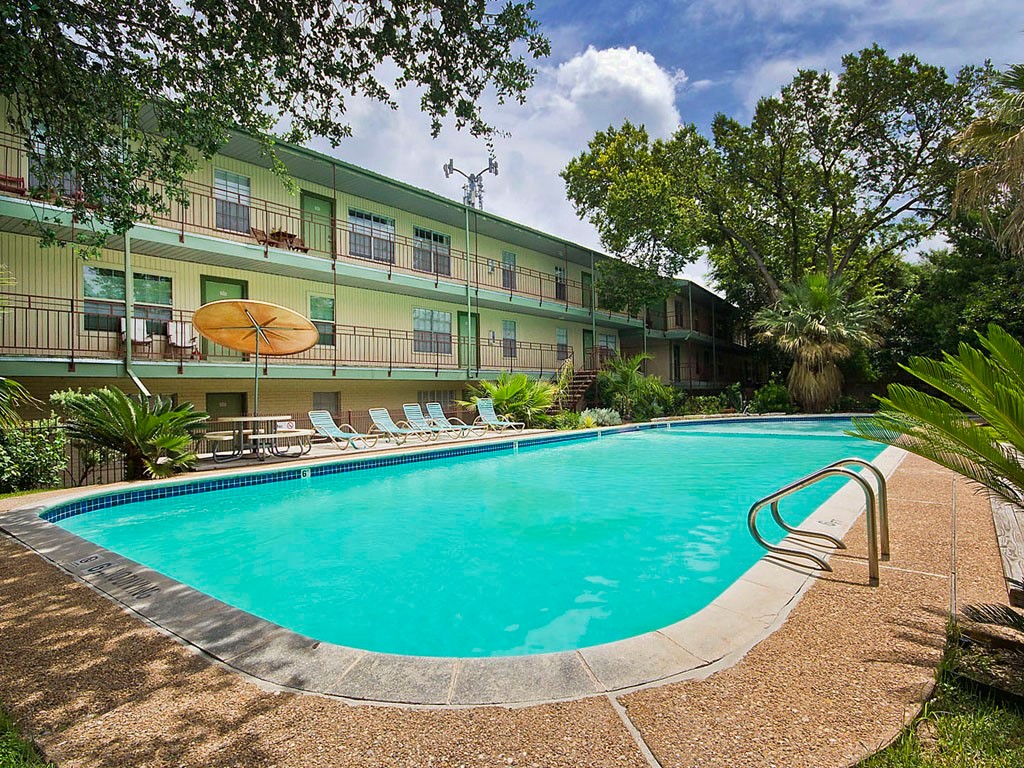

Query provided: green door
[301,191,334,255]
[200,276,248,358]
[583,329,594,370]
[457,311,479,370]
[581,271,593,309]
[205,392,247,419]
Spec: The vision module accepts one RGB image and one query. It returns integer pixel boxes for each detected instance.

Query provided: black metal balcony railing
[0,293,572,376]
[0,134,633,322]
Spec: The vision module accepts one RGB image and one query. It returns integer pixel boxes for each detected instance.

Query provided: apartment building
[0,116,749,420]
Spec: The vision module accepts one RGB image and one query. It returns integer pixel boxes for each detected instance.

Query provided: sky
[313,1,1022,289]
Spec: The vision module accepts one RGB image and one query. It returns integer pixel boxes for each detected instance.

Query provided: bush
[596,354,675,422]
[0,422,66,493]
[462,373,555,428]
[752,380,792,413]
[580,408,622,426]
[719,382,743,411]
[552,410,581,430]
[683,395,723,415]
[831,395,875,413]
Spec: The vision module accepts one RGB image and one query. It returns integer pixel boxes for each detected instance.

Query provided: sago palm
[461,373,555,427]
[61,387,208,481]
[954,63,1024,257]
[849,324,1024,511]
[754,273,880,412]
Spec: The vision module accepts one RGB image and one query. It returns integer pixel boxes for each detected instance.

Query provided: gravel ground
[0,452,1007,767]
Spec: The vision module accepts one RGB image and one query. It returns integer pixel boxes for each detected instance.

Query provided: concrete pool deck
[0,446,1008,765]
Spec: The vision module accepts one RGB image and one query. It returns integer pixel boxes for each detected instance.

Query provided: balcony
[0,293,572,378]
[0,134,635,324]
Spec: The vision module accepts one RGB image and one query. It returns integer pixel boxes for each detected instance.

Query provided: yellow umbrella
[193,300,319,416]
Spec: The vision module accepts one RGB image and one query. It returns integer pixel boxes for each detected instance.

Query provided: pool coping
[0,415,904,707]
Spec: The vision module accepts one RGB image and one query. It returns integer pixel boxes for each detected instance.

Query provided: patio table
[211,414,293,462]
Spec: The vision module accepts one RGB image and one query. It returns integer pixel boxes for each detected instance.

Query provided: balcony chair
[402,402,464,439]
[0,174,26,196]
[288,236,310,253]
[167,320,200,360]
[426,402,487,438]
[473,398,525,431]
[308,410,379,451]
[250,227,284,249]
[120,317,153,351]
[368,407,435,444]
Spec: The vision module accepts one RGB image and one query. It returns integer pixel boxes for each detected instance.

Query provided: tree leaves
[1,0,549,237]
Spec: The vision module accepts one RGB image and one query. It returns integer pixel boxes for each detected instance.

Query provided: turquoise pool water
[56,418,883,657]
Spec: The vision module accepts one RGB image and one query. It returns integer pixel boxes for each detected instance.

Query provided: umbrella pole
[254,331,260,417]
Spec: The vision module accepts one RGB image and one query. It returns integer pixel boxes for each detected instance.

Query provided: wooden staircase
[549,368,598,413]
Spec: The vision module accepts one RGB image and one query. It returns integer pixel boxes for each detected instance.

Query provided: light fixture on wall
[489,330,496,342]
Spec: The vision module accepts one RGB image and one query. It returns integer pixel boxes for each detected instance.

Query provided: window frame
[213,168,251,234]
[309,294,336,347]
[348,208,396,263]
[82,266,173,334]
[412,226,452,276]
[413,308,453,355]
[502,319,517,358]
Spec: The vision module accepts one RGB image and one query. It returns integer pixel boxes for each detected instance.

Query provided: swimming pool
[49,418,883,658]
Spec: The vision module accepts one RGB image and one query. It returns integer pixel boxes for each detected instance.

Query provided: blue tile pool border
[39,414,860,525]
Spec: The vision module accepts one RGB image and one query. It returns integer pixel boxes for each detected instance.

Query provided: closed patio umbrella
[192,300,319,416]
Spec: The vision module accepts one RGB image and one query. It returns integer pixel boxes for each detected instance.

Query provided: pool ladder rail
[747,458,890,586]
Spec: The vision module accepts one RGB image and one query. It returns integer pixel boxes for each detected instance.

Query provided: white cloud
[312,46,685,251]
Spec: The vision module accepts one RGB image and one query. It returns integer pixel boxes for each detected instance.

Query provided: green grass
[0,710,52,768]
[859,671,1024,767]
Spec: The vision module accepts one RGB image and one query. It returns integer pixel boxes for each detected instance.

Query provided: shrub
[51,389,120,486]
[578,414,598,429]
[0,421,66,493]
[61,388,208,481]
[752,380,792,413]
[552,410,581,430]
[684,395,722,415]
[580,408,622,426]
[461,373,555,428]
[596,353,675,421]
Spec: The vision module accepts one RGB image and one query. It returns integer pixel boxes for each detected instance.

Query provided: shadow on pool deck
[0,453,1008,768]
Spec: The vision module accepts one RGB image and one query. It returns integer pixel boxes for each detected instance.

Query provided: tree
[753,274,880,411]
[562,46,986,317]
[61,388,208,480]
[953,63,1024,257]
[0,377,34,429]
[1,0,549,238]
[849,324,1024,512]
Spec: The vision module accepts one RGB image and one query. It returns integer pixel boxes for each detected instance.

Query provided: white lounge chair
[368,407,435,444]
[402,403,464,439]
[426,402,487,438]
[167,320,200,359]
[473,398,525,431]
[308,410,378,450]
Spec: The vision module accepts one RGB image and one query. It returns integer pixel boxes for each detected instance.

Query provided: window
[556,327,569,361]
[413,308,452,354]
[348,209,395,263]
[413,227,451,276]
[501,251,517,290]
[214,169,250,233]
[674,299,686,327]
[27,129,78,200]
[555,265,567,300]
[313,391,339,414]
[502,320,517,358]
[83,266,172,333]
[309,295,335,346]
[417,390,456,409]
[598,333,617,353]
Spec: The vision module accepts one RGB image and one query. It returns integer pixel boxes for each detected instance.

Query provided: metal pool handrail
[822,458,890,559]
[747,462,883,586]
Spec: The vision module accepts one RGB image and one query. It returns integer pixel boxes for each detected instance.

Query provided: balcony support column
[464,204,472,379]
[123,230,151,398]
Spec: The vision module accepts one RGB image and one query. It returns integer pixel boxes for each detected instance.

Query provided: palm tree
[596,352,674,421]
[954,63,1024,257]
[61,387,208,480]
[848,324,1024,512]
[0,377,36,429]
[460,373,555,428]
[753,273,880,412]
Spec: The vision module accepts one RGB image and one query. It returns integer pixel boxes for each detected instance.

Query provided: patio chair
[473,398,525,431]
[120,317,153,350]
[167,320,200,359]
[308,410,379,451]
[402,402,463,439]
[289,235,310,253]
[426,402,487,438]
[250,227,284,248]
[368,407,435,444]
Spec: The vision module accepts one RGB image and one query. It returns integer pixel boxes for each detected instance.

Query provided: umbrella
[192,300,319,416]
